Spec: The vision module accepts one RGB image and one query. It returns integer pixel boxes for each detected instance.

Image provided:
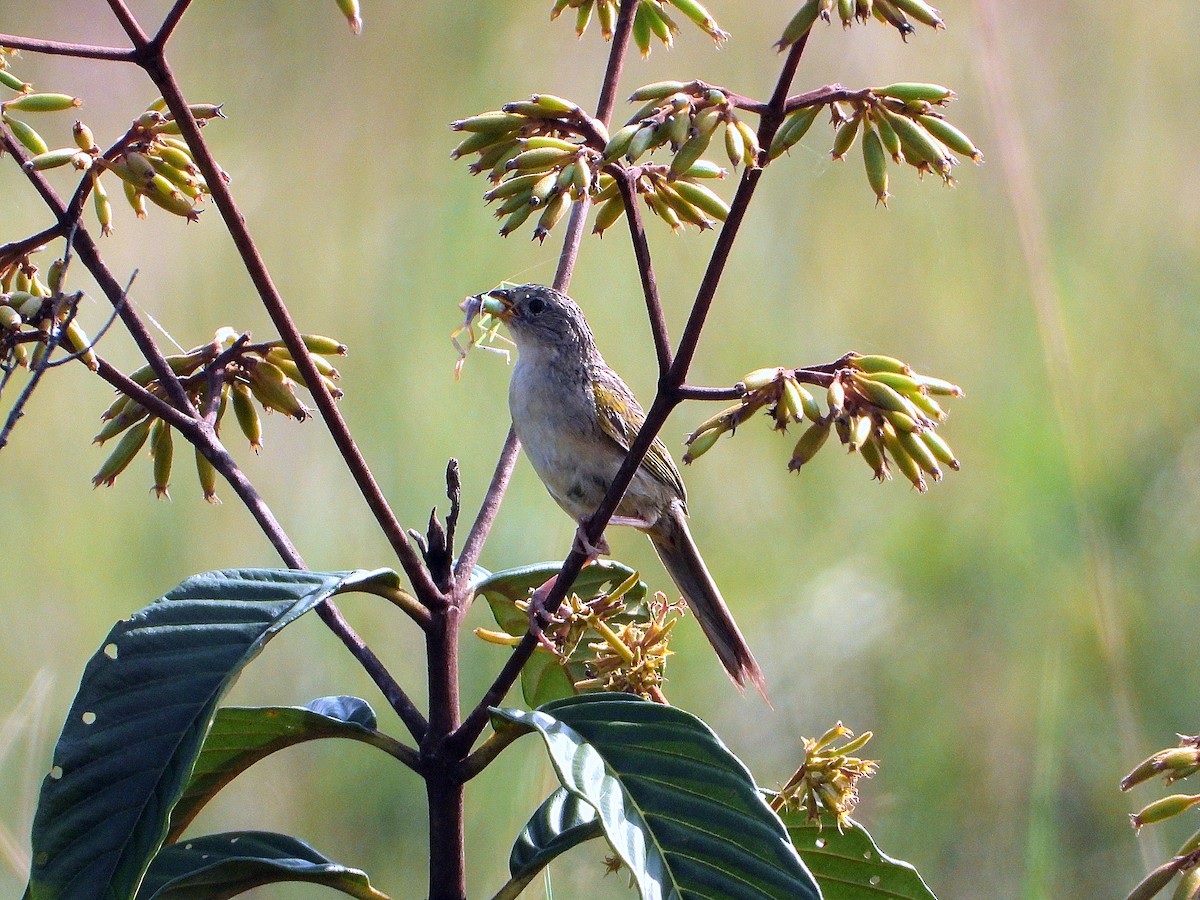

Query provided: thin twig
[616,168,671,375]
[151,0,194,50]
[0,224,65,272]
[0,33,136,61]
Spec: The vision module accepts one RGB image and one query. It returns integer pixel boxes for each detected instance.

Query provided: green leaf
[510,787,602,877]
[26,567,392,900]
[135,830,390,899]
[167,696,385,842]
[492,789,601,900]
[475,560,648,707]
[493,694,820,900]
[782,811,936,899]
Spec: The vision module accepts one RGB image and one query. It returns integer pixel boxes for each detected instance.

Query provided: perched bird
[485,283,764,691]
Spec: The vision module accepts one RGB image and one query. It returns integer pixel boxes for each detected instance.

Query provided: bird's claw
[573,523,609,562]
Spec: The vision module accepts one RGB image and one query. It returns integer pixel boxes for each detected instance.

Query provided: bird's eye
[527,295,545,315]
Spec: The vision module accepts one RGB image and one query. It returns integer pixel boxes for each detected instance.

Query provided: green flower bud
[625,123,659,162]
[3,115,48,155]
[882,424,926,491]
[827,377,845,416]
[1130,794,1200,833]
[897,427,941,479]
[671,179,729,221]
[533,191,570,243]
[860,433,890,480]
[917,114,982,162]
[681,160,726,179]
[723,117,745,167]
[506,145,575,172]
[769,105,821,159]
[669,130,714,177]
[0,69,31,93]
[498,202,535,237]
[850,352,909,374]
[831,112,862,161]
[63,318,98,371]
[777,0,821,49]
[878,87,950,106]
[888,0,943,28]
[591,195,626,236]
[529,93,580,116]
[912,373,964,396]
[195,446,221,504]
[3,92,81,113]
[92,416,152,488]
[231,381,263,453]
[741,367,783,391]
[682,427,721,464]
[849,414,874,451]
[668,0,728,42]
[603,122,641,162]
[788,421,831,472]
[72,120,96,152]
[597,0,616,39]
[150,417,173,499]
[629,81,690,102]
[23,147,78,171]
[862,122,889,205]
[872,110,904,162]
[733,118,760,167]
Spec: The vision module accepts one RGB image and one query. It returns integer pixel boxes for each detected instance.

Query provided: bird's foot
[573,523,609,563]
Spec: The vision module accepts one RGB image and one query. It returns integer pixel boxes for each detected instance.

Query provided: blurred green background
[2,1,1198,897]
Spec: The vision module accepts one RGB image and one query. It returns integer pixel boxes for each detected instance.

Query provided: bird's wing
[591,372,687,506]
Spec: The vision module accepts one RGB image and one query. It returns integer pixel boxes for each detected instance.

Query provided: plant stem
[0,33,135,61]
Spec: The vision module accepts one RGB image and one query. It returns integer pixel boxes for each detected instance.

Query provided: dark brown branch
[151,0,194,50]
[616,168,671,375]
[0,224,65,271]
[104,0,150,46]
[0,33,136,61]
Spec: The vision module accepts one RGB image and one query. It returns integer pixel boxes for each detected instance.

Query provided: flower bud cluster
[90,330,346,501]
[778,0,944,48]
[684,353,963,492]
[1,255,96,372]
[553,0,728,52]
[776,723,877,831]
[1,60,225,232]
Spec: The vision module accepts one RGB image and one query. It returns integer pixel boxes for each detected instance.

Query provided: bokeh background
[2,1,1198,897]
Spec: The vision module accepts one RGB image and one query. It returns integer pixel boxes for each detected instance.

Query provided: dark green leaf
[167,696,382,842]
[136,830,389,899]
[26,568,392,900]
[782,811,936,899]
[509,787,602,877]
[476,560,648,707]
[493,694,820,900]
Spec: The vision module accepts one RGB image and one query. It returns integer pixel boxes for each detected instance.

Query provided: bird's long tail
[647,504,766,695]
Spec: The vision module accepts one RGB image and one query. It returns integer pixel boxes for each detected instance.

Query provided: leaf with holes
[476,560,648,707]
[167,696,397,842]
[492,694,820,899]
[25,568,394,900]
[135,830,390,899]
[782,810,936,899]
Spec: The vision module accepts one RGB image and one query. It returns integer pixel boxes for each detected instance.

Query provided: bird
[484,283,765,692]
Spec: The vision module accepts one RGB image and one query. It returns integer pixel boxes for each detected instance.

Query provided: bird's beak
[481,288,514,321]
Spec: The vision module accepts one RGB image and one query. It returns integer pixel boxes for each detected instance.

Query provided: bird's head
[483,283,594,352]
